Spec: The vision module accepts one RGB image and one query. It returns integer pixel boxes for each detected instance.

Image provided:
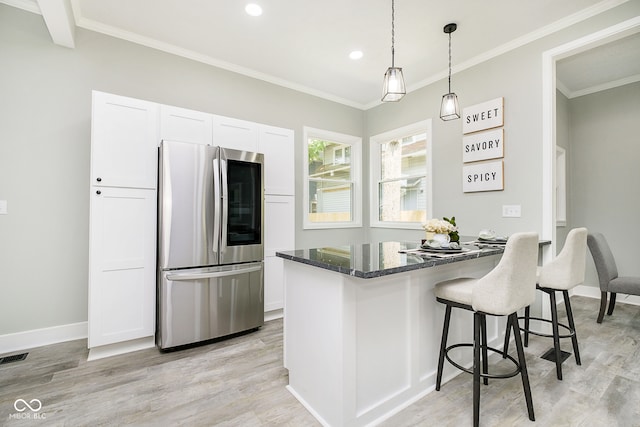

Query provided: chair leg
[607,292,617,316]
[597,291,607,323]
[502,317,511,359]
[436,305,452,391]
[473,312,481,427]
[549,291,563,380]
[563,290,581,366]
[480,314,489,385]
[523,305,531,347]
[510,312,535,422]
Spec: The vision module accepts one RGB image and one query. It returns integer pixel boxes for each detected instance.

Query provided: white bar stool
[504,227,587,380]
[434,232,539,427]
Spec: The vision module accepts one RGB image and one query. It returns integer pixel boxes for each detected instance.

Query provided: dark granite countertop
[276,237,551,279]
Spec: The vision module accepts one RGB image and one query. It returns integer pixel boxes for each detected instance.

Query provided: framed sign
[463,97,504,134]
[463,160,504,193]
[463,128,504,163]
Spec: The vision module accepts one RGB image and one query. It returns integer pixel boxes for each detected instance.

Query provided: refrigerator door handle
[165,265,262,281]
[220,151,229,252]
[212,150,221,260]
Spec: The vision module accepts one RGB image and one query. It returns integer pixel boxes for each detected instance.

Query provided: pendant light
[381,0,405,102]
[440,23,460,121]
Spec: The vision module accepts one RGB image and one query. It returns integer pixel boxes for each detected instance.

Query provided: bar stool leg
[480,314,489,385]
[510,312,535,421]
[436,305,452,391]
[523,305,531,347]
[563,290,581,365]
[473,312,482,427]
[502,318,511,359]
[549,291,563,380]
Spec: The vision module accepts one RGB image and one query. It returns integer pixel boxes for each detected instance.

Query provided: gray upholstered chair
[434,232,538,427]
[504,227,588,381]
[587,232,640,323]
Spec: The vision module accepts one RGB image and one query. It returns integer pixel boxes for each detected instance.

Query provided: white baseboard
[265,308,283,322]
[87,336,156,361]
[0,322,87,355]
[573,285,640,306]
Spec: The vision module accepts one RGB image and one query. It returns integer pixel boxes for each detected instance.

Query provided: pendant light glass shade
[440,93,459,120]
[440,23,460,121]
[381,0,405,102]
[382,67,406,102]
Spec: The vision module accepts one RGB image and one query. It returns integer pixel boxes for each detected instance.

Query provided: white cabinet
[88,187,156,348]
[259,125,295,196]
[260,125,295,313]
[90,91,158,189]
[160,104,213,145]
[264,194,295,312]
[213,115,258,152]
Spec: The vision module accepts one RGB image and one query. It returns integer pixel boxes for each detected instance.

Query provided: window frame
[303,126,362,229]
[369,120,433,229]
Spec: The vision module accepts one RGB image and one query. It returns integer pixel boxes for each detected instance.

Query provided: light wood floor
[1,296,639,426]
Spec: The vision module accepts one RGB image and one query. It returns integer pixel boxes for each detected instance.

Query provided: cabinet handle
[96,190,101,195]
[96,177,102,182]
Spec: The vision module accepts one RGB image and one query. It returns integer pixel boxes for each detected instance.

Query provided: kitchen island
[277,240,526,427]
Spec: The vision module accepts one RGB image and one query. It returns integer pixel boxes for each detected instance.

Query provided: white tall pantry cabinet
[88,92,158,359]
[89,91,294,359]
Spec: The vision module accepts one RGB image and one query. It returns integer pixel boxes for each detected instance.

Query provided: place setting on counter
[399,217,509,259]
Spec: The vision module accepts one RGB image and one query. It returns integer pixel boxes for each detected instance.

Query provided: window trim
[303,126,362,229]
[369,120,433,229]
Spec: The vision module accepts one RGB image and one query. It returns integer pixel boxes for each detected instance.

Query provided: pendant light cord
[447,31,452,93]
[391,0,395,68]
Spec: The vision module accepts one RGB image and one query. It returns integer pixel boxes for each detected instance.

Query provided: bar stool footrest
[444,343,522,380]
[518,316,575,339]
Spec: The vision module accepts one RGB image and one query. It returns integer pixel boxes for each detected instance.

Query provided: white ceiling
[4,0,639,108]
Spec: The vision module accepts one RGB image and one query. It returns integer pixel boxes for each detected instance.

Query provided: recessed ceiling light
[349,50,363,60]
[245,3,262,17]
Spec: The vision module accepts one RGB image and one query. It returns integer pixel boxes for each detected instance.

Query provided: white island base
[283,254,508,427]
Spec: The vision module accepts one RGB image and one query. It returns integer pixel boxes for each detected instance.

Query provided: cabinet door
[264,195,295,312]
[91,91,159,189]
[213,115,258,152]
[88,187,156,348]
[258,125,295,196]
[160,104,213,145]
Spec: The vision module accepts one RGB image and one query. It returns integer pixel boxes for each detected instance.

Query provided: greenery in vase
[443,216,459,243]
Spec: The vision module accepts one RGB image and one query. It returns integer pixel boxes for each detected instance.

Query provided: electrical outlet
[0,200,7,215]
[502,204,521,218]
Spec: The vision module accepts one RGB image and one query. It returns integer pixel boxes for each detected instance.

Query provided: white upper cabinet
[160,105,213,146]
[258,125,295,196]
[91,91,159,189]
[213,115,258,152]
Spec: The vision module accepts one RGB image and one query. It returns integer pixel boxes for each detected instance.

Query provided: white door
[160,104,213,145]
[91,91,159,189]
[264,194,295,312]
[259,125,295,196]
[88,187,156,347]
[213,115,258,152]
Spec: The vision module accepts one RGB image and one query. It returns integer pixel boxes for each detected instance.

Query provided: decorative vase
[425,231,435,241]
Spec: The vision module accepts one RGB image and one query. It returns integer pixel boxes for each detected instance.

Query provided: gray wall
[556,90,571,250]
[0,5,364,336]
[1,1,638,337]
[569,81,640,286]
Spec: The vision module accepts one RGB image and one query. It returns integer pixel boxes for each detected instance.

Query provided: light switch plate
[0,200,7,215]
[502,204,521,218]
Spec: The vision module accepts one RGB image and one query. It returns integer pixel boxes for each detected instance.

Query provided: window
[303,127,362,229]
[370,120,432,229]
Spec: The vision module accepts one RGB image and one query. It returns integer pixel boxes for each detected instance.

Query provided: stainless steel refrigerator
[157,140,264,350]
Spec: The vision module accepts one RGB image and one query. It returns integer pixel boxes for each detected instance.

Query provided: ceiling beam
[37,0,75,48]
